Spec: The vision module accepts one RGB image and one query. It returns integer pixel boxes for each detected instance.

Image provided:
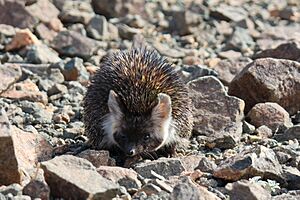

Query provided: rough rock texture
[229,58,300,115]
[225,180,271,200]
[5,29,40,51]
[247,102,293,132]
[0,64,22,94]
[214,145,283,182]
[77,150,115,167]
[274,125,300,141]
[41,155,120,199]
[188,76,244,149]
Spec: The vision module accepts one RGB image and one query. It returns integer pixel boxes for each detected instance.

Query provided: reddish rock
[5,29,40,51]
[41,155,120,199]
[229,58,300,115]
[1,79,48,104]
[179,155,204,172]
[188,76,245,149]
[23,180,50,200]
[214,145,283,182]
[0,64,22,94]
[247,102,293,132]
[77,150,116,168]
[0,0,38,29]
[0,109,52,185]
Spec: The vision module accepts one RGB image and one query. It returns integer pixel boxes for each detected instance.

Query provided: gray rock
[227,27,255,52]
[51,30,99,59]
[214,145,283,183]
[47,83,68,96]
[25,44,61,64]
[177,64,218,83]
[87,15,109,40]
[41,155,120,199]
[225,180,271,200]
[0,183,22,196]
[134,158,185,179]
[282,166,300,190]
[77,150,115,168]
[272,190,300,200]
[153,42,185,58]
[117,24,141,40]
[196,157,217,174]
[188,76,244,149]
[210,4,247,22]
[243,121,255,134]
[68,23,87,36]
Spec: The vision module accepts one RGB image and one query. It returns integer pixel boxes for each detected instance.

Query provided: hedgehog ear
[152,93,172,121]
[108,90,123,118]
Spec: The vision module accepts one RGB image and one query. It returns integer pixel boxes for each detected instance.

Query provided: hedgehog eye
[144,134,150,141]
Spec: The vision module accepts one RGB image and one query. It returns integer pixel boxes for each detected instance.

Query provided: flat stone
[247,102,293,132]
[35,23,57,41]
[25,44,61,64]
[26,0,60,23]
[229,58,300,115]
[0,64,22,94]
[214,145,283,183]
[97,166,142,190]
[188,76,244,149]
[1,79,48,104]
[134,158,185,179]
[41,155,120,199]
[210,4,247,22]
[274,125,300,142]
[153,42,185,58]
[225,180,271,200]
[51,30,99,59]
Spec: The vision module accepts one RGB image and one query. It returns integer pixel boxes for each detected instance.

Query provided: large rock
[188,76,244,149]
[0,0,38,29]
[225,180,271,200]
[0,64,22,94]
[51,30,99,59]
[134,158,185,179]
[247,102,293,132]
[229,58,300,115]
[213,145,283,183]
[0,109,52,185]
[41,155,120,199]
[26,0,60,24]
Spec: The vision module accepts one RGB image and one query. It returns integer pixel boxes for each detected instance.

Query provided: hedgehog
[83,47,193,158]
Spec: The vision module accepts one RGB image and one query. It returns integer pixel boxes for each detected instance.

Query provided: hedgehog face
[104,90,173,156]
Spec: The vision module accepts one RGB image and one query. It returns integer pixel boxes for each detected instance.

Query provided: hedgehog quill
[83,48,193,159]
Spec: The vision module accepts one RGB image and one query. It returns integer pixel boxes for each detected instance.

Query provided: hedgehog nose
[127,149,136,156]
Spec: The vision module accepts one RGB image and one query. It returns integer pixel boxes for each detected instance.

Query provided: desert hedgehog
[83,47,193,157]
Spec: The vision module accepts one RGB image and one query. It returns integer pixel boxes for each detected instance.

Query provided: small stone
[272,190,300,200]
[255,125,273,139]
[134,158,185,179]
[22,180,50,200]
[210,4,247,22]
[5,29,40,51]
[242,121,255,134]
[62,57,89,82]
[77,150,115,167]
[47,83,67,96]
[153,42,185,58]
[227,27,255,52]
[0,24,16,36]
[97,166,142,190]
[139,183,161,195]
[179,155,204,172]
[196,157,217,173]
[117,24,141,40]
[188,76,244,149]
[25,44,61,64]
[177,64,218,83]
[229,58,300,115]
[214,145,283,182]
[0,183,22,196]
[41,155,120,199]
[68,23,87,36]
[282,166,300,190]
[218,50,242,59]
[225,180,271,200]
[0,64,22,94]
[274,125,300,142]
[87,15,109,40]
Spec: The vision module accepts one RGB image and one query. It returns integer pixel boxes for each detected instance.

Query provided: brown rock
[260,25,300,42]
[97,166,142,190]
[179,155,204,172]
[0,64,22,94]
[210,58,251,85]
[1,79,48,104]
[23,180,50,200]
[5,29,40,51]
[255,125,273,139]
[35,23,57,41]
[77,150,116,168]
[214,145,283,182]
[225,180,271,200]
[247,102,293,132]
[253,42,300,62]
[0,0,38,29]
[0,109,52,185]
[188,76,245,149]
[41,155,120,199]
[229,58,300,115]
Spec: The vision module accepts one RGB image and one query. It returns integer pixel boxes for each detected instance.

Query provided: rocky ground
[1,0,300,199]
